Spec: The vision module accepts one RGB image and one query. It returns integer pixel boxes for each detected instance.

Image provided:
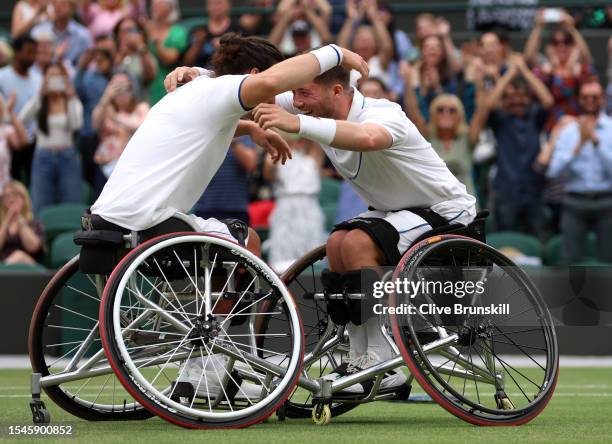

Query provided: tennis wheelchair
[28,210,559,428]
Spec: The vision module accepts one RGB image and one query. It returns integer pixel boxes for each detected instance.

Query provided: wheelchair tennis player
[89,34,368,398]
[167,60,477,397]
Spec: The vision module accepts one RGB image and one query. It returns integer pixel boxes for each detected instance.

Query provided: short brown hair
[314,65,350,89]
[212,33,284,76]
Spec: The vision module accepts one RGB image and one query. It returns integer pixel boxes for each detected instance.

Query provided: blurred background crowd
[0,0,611,271]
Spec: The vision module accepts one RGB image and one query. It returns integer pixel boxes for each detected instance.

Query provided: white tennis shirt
[91,73,249,230]
[276,88,477,221]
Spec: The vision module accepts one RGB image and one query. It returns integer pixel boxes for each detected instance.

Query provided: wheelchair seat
[409,209,489,248]
[74,213,198,275]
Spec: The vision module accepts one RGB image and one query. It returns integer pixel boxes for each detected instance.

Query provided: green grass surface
[0,367,611,443]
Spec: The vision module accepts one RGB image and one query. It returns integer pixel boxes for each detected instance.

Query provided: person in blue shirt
[31,0,92,67]
[547,79,612,264]
[74,41,115,188]
[192,136,258,225]
[471,53,553,237]
[0,35,41,185]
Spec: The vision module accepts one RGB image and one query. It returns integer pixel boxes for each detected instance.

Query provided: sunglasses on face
[436,106,458,115]
[552,38,572,46]
[580,94,601,101]
[121,27,140,33]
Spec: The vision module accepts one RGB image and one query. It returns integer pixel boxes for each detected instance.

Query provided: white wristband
[298,115,337,146]
[310,44,343,74]
[193,67,213,78]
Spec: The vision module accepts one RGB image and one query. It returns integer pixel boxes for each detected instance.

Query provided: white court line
[2,354,612,368]
[1,393,611,399]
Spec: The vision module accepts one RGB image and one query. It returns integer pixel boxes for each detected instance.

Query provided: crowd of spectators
[0,0,611,268]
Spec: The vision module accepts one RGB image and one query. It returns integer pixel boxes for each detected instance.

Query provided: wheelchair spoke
[221,275,258,322]
[210,262,238,315]
[218,325,267,387]
[200,340,234,412]
[135,268,195,326]
[66,284,101,303]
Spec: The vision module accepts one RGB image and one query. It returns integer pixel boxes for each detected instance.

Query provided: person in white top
[256,65,477,394]
[92,35,367,246]
[93,35,368,399]
[167,56,476,394]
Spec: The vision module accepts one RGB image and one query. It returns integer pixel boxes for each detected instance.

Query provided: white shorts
[357,206,475,255]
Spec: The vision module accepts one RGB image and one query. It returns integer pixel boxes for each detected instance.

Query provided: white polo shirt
[91,73,250,230]
[276,88,476,222]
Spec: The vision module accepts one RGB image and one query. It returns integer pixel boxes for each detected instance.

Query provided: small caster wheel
[30,399,50,424]
[312,404,331,426]
[500,397,515,410]
[495,390,515,410]
[276,401,287,422]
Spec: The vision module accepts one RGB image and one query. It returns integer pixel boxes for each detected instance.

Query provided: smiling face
[430,94,465,136]
[578,82,604,115]
[292,82,338,118]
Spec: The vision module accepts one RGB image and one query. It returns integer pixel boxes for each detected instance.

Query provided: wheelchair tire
[99,233,304,429]
[389,235,558,426]
[28,256,152,421]
[278,245,358,419]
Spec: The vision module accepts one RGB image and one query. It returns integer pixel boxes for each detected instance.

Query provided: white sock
[347,322,368,358]
[365,316,394,361]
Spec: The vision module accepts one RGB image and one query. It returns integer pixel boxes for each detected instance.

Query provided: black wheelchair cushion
[74,230,124,247]
[332,217,401,266]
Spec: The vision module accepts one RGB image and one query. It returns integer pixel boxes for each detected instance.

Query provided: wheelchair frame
[29,214,557,428]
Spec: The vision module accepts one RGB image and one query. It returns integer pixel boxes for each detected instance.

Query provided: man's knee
[340,229,384,268]
[246,227,261,258]
[327,230,348,270]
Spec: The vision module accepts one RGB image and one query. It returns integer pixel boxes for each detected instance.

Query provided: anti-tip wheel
[30,400,50,424]
[312,404,331,426]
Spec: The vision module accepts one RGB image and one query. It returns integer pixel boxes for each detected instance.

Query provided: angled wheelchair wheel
[28,256,151,421]
[278,245,358,419]
[99,233,304,429]
[390,235,558,426]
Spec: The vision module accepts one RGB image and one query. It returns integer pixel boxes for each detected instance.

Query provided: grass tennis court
[0,367,610,443]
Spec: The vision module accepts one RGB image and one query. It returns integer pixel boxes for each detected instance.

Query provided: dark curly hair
[212,33,284,76]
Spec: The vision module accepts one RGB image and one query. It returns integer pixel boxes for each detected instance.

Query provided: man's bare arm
[239,46,368,109]
[253,103,392,152]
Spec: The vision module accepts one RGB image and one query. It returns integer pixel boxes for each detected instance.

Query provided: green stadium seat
[487,231,542,258]
[180,17,208,33]
[545,233,598,266]
[0,262,47,273]
[39,203,87,245]
[50,232,80,269]
[319,178,340,232]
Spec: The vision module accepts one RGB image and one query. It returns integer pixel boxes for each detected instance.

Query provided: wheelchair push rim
[28,256,150,420]
[389,234,559,426]
[99,232,305,428]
